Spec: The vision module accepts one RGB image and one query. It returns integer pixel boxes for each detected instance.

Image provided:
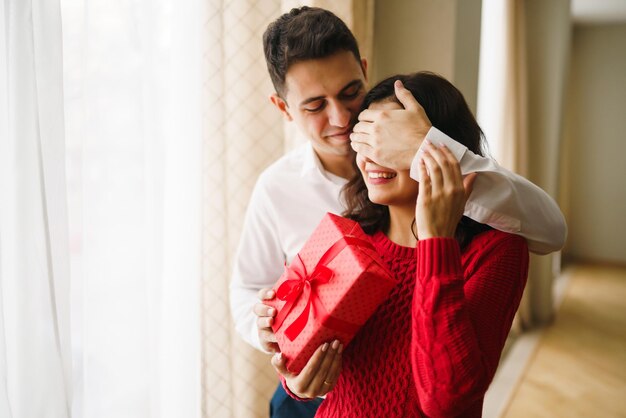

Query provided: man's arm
[229,177,284,352]
[350,80,566,254]
[413,129,567,254]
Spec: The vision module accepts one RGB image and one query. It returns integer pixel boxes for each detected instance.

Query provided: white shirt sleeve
[229,176,285,353]
[410,127,567,255]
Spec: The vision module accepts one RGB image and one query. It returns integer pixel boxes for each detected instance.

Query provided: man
[230,6,566,417]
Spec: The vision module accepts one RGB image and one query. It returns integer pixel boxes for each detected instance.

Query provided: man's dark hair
[342,72,492,249]
[263,6,362,98]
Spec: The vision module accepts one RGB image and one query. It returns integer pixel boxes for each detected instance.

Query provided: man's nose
[327,101,352,128]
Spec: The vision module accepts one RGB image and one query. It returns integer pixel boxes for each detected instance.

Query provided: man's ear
[270,93,293,121]
[360,58,368,83]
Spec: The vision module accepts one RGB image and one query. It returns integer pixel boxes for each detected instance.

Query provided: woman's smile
[365,169,397,185]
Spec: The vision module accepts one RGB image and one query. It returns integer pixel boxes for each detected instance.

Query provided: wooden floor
[500,264,626,417]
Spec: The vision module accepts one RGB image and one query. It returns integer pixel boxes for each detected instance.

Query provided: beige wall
[453,0,482,114]
[372,0,482,112]
[564,24,626,265]
[523,0,572,325]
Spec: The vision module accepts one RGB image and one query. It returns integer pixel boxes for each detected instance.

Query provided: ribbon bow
[273,235,375,341]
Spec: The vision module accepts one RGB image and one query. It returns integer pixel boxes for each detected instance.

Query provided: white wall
[564,24,626,265]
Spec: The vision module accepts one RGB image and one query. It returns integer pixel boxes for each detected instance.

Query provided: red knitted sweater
[285,229,529,418]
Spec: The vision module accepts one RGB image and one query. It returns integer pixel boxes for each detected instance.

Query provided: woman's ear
[270,93,293,121]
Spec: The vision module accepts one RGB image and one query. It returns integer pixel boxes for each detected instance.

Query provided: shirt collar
[300,141,321,177]
[300,142,348,186]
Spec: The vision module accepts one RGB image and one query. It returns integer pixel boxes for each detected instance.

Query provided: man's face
[271,50,368,160]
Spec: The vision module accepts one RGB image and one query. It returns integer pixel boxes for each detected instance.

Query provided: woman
[273,72,529,417]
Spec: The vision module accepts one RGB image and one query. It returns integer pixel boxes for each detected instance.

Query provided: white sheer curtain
[477,0,528,173]
[202,2,283,416]
[62,0,203,417]
[0,1,71,417]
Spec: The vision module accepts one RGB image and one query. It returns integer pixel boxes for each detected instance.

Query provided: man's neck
[316,150,357,180]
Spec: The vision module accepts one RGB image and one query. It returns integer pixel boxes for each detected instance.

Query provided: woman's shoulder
[463,229,529,263]
[461,230,530,286]
[472,229,527,248]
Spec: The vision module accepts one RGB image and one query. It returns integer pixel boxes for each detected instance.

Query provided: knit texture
[284,229,529,418]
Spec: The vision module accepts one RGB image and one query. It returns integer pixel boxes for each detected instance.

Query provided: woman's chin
[368,192,418,210]
[367,194,391,207]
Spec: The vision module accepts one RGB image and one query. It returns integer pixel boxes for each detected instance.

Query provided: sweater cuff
[280,375,315,402]
[417,238,462,279]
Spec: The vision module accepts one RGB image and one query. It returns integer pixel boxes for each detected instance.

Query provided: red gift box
[266,213,396,374]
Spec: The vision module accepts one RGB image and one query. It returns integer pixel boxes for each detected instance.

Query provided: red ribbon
[273,235,377,341]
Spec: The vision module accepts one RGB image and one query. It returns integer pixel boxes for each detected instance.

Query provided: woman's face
[356,100,420,208]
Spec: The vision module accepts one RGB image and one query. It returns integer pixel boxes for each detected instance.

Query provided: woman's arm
[410,144,529,417]
[411,233,528,418]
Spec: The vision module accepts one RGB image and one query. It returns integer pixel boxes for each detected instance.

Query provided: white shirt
[229,127,567,351]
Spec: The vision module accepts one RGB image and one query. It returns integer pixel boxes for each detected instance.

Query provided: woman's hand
[271,340,343,399]
[416,142,477,240]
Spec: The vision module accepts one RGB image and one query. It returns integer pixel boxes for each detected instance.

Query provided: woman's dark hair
[342,72,492,249]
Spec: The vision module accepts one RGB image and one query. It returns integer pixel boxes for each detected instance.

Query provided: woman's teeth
[368,172,397,179]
